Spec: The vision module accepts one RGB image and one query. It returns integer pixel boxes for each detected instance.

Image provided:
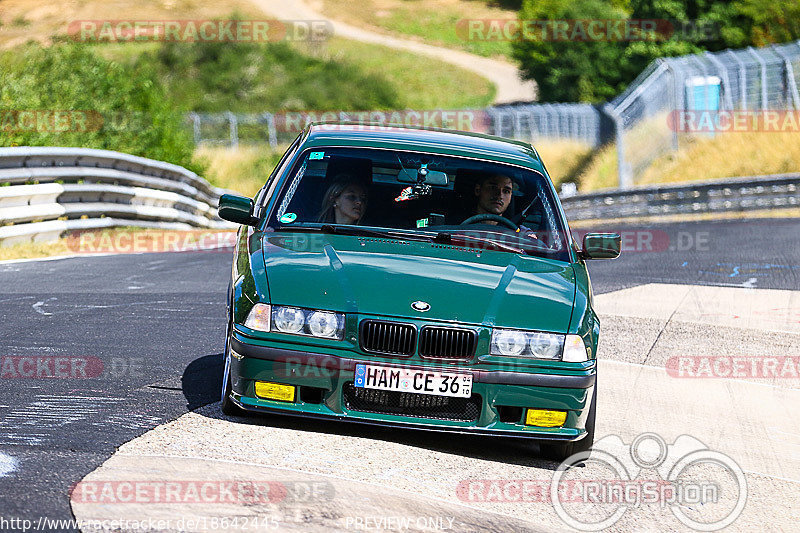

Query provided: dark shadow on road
[181,355,561,470]
[181,353,223,410]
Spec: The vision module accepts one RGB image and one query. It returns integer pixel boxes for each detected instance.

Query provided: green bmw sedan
[217,123,620,460]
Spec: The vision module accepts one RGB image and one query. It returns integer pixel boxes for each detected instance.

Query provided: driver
[474,174,514,224]
[471,174,539,241]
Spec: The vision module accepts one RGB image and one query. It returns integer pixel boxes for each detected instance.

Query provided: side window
[253,135,302,218]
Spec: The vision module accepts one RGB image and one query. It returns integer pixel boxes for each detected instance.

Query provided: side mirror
[580,233,621,260]
[218,194,259,226]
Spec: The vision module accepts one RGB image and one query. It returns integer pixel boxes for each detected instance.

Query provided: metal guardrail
[3,149,795,245]
[0,147,235,246]
[560,173,800,221]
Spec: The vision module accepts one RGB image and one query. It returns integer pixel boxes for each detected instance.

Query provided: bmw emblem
[411,301,431,312]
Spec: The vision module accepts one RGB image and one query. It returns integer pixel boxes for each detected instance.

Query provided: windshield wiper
[275,224,533,255]
[275,223,435,242]
[436,232,525,255]
[318,224,436,243]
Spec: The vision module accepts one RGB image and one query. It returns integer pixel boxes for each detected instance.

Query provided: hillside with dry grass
[569,131,800,192]
[0,0,260,48]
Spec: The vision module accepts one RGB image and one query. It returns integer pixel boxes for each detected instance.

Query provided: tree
[0,44,199,172]
[512,0,800,103]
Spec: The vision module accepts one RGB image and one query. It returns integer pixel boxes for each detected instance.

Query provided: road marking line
[743,469,800,485]
[31,299,56,316]
[0,453,19,477]
[0,253,116,265]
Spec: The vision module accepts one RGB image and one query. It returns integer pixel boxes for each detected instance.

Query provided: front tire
[221,319,246,417]
[539,379,596,462]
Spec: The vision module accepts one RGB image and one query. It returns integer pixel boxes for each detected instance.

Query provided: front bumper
[229,334,596,442]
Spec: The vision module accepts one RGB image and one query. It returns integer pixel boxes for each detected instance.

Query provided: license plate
[354,364,472,398]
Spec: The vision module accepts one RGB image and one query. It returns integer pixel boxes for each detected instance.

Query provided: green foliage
[0,38,407,172]
[11,16,30,28]
[134,40,402,112]
[0,43,200,172]
[512,0,800,102]
[722,0,800,47]
[512,0,650,102]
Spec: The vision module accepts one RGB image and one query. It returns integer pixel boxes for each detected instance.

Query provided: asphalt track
[0,218,798,531]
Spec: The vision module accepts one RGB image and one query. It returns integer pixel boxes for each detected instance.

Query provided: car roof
[302,123,547,174]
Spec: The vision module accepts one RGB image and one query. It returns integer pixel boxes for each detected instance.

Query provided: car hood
[262,233,576,332]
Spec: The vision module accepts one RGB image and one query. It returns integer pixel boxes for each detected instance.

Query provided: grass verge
[0,239,71,261]
[573,131,800,192]
[534,140,595,189]
[194,145,288,197]
[0,227,237,261]
[319,37,495,109]
[319,0,515,59]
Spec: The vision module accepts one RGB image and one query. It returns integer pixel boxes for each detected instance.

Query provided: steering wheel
[460,213,519,230]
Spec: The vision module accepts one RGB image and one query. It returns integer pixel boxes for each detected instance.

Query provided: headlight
[269,305,345,339]
[307,311,339,338]
[491,328,565,359]
[562,334,589,362]
[492,330,527,356]
[273,306,305,333]
[529,332,563,359]
[243,303,271,332]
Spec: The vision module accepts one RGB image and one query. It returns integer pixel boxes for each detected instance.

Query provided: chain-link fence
[188,106,608,148]
[188,112,279,149]
[609,41,800,187]
[486,104,608,147]
[188,40,800,189]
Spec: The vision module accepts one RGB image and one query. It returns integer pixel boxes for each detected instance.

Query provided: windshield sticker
[276,158,308,218]
[309,151,325,160]
[416,218,429,228]
[279,213,297,224]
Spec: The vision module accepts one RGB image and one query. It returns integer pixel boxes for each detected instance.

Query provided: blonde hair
[317,173,367,223]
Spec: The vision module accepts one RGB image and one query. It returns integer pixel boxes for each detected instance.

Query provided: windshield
[267,147,572,262]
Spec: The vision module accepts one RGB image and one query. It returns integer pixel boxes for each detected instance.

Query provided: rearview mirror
[397,168,448,186]
[580,233,621,260]
[218,194,259,226]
